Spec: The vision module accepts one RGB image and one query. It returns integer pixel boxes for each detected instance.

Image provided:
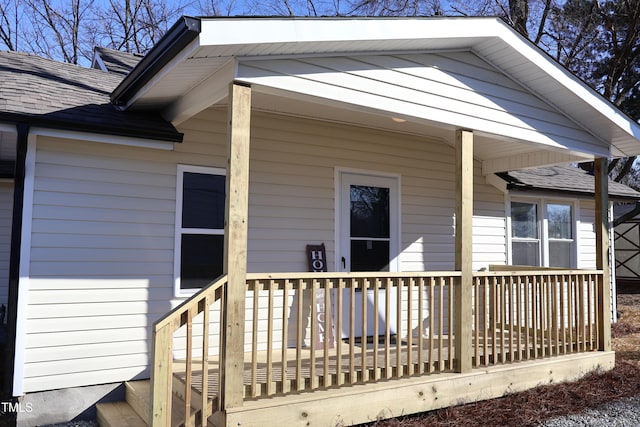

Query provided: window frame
[507,196,578,268]
[174,164,226,297]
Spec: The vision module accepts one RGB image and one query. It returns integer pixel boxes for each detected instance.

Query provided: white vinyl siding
[577,199,597,269]
[237,52,606,156]
[22,108,507,391]
[0,182,12,308]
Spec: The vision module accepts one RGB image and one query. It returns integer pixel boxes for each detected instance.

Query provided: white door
[337,171,399,338]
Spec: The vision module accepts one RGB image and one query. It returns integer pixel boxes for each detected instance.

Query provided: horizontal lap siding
[23,108,505,391]
[0,183,12,308]
[238,52,605,155]
[22,131,227,392]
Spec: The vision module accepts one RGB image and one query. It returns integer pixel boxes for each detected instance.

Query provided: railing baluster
[509,275,514,362]
[349,278,356,384]
[373,277,380,381]
[310,279,317,389]
[336,278,344,386]
[491,276,498,364]
[323,278,331,388]
[384,278,391,379]
[296,279,303,392]
[587,274,595,351]
[417,277,424,375]
[267,281,275,395]
[483,276,489,366]
[396,278,402,377]
[251,281,259,397]
[499,275,506,363]
[281,280,290,394]
[201,297,210,426]
[407,277,413,375]
[184,308,193,427]
[448,276,454,370]
[428,277,434,373]
[361,278,368,383]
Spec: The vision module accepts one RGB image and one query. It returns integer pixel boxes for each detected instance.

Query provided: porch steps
[96,380,213,427]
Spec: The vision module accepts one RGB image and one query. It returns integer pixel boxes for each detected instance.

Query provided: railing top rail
[475,269,603,277]
[153,274,228,332]
[245,271,463,280]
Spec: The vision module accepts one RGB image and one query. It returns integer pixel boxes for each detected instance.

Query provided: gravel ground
[540,395,640,426]
[36,397,640,427]
[40,421,97,427]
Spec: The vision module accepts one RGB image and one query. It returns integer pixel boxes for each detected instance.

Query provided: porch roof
[112,16,640,169]
[496,164,640,201]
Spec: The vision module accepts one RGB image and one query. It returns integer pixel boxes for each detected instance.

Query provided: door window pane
[351,240,390,272]
[350,185,389,238]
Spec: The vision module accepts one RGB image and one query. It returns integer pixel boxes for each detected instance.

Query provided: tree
[0,0,20,51]
[87,0,190,55]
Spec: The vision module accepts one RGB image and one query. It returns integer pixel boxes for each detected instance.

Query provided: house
[1,15,640,427]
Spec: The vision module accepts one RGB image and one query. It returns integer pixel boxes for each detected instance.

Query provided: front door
[338,171,399,273]
[337,170,399,338]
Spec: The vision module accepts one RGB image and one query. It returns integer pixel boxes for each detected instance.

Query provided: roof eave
[111,16,201,107]
[0,112,184,143]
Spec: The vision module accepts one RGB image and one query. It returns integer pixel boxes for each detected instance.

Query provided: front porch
[141,269,612,427]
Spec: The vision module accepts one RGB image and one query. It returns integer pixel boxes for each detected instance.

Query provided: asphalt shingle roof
[0,50,182,142]
[498,164,640,200]
[93,47,142,76]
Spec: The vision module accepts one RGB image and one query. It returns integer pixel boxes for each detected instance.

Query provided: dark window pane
[182,172,225,229]
[351,240,390,271]
[512,241,539,266]
[511,202,537,238]
[549,241,573,268]
[181,234,224,289]
[350,185,389,238]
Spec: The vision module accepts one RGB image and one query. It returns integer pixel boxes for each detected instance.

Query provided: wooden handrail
[154,275,229,332]
[151,274,228,427]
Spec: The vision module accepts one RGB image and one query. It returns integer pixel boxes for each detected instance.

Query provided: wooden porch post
[595,157,611,351]
[220,82,252,409]
[454,129,473,373]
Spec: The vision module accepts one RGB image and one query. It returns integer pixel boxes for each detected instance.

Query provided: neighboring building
[1,16,640,427]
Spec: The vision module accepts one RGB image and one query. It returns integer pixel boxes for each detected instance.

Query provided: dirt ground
[369,293,640,427]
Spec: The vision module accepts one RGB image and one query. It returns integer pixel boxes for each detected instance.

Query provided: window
[175,165,226,293]
[509,199,575,268]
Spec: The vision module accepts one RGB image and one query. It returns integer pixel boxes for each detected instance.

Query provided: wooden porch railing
[150,269,606,427]
[472,270,603,367]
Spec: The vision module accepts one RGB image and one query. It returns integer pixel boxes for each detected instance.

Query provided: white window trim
[507,195,578,268]
[174,164,226,297]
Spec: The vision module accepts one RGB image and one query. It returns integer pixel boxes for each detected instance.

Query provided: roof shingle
[0,50,182,142]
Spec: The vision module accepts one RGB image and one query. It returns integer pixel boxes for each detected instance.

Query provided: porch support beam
[594,157,611,351]
[220,82,252,409]
[454,129,473,373]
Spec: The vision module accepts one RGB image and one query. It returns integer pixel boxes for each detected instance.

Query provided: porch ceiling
[114,16,640,167]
